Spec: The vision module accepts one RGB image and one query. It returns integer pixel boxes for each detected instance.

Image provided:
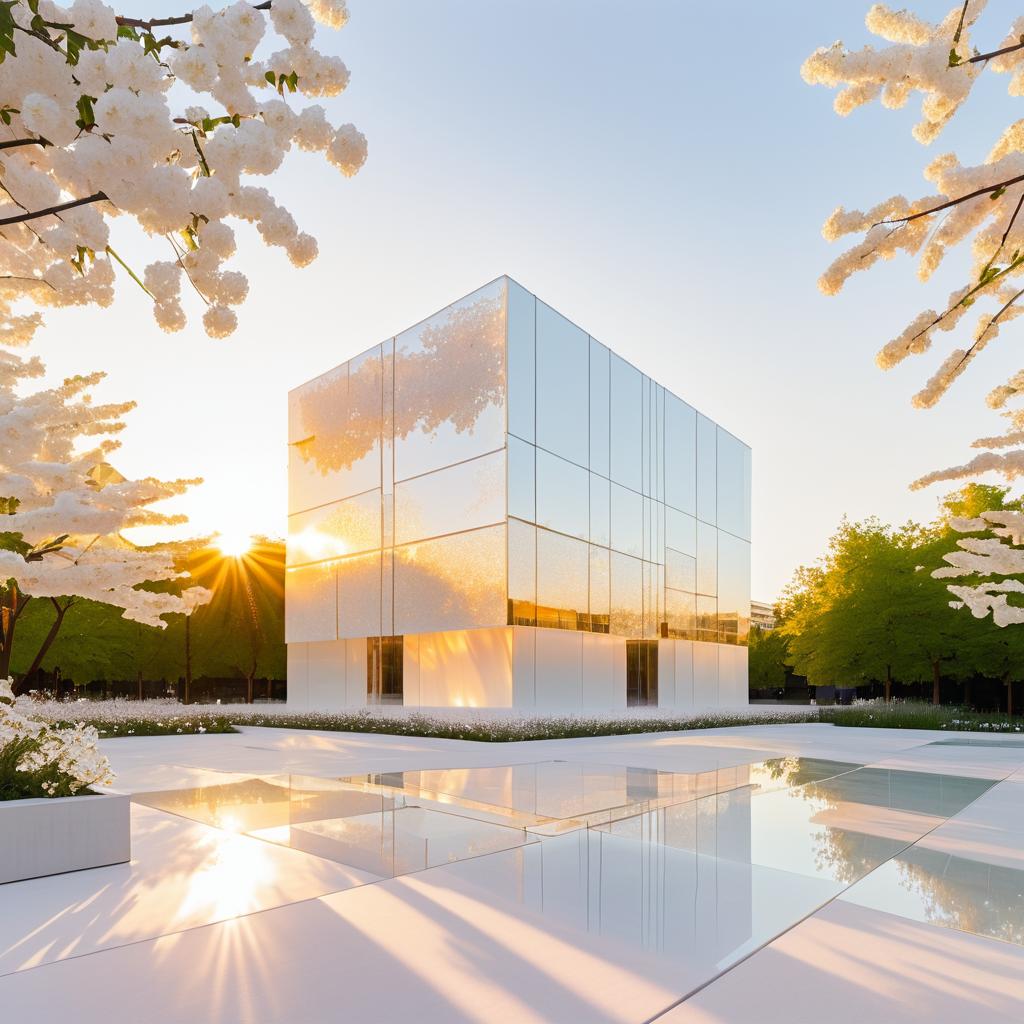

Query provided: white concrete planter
[0,792,130,884]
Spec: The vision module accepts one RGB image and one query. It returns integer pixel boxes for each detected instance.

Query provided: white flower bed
[0,679,113,799]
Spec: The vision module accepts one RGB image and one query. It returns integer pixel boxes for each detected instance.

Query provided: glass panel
[610,551,643,637]
[507,279,535,443]
[287,489,382,565]
[508,518,536,626]
[394,524,506,634]
[666,506,696,557]
[718,532,751,644]
[394,280,506,481]
[590,473,610,548]
[284,562,337,642]
[535,527,589,630]
[696,413,717,525]
[697,521,718,596]
[536,448,589,541]
[717,428,751,541]
[508,436,536,523]
[611,482,643,558]
[666,547,697,593]
[696,594,718,642]
[344,346,384,498]
[642,560,657,639]
[589,545,610,634]
[338,550,382,639]
[395,449,505,545]
[289,355,381,512]
[665,393,696,514]
[665,588,697,640]
[589,338,609,477]
[382,549,393,636]
[610,354,642,491]
[536,301,589,468]
[642,376,652,497]
[367,634,403,705]
[654,385,665,504]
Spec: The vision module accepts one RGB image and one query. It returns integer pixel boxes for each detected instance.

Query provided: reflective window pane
[507,279,535,443]
[288,357,381,512]
[696,594,718,643]
[611,483,643,558]
[717,428,751,541]
[718,532,751,644]
[696,413,717,525]
[696,521,717,596]
[536,448,589,541]
[589,545,610,634]
[508,517,536,626]
[394,524,506,634]
[337,550,382,640]
[642,559,658,639]
[536,527,589,630]
[345,346,384,497]
[287,489,381,566]
[590,473,610,548]
[508,436,536,523]
[395,450,505,546]
[284,562,337,643]
[536,301,589,467]
[394,280,506,481]
[665,588,696,640]
[666,507,697,557]
[610,551,643,637]
[666,547,697,593]
[610,354,642,491]
[665,393,696,514]
[589,338,610,477]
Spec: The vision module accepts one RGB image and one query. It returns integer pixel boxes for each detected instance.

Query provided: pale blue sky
[31,1,1021,599]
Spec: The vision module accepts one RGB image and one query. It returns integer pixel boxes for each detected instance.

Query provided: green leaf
[948,47,962,67]
[75,93,97,130]
[264,70,276,85]
[991,185,1007,200]
[0,495,20,515]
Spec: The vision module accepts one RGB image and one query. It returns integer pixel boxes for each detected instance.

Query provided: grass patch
[822,702,1023,733]
[41,715,237,738]
[230,708,820,742]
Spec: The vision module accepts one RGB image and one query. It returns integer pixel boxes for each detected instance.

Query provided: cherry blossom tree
[0,0,366,341]
[804,2,1024,625]
[0,346,212,690]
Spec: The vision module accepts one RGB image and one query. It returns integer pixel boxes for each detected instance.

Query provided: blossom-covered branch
[0,0,366,342]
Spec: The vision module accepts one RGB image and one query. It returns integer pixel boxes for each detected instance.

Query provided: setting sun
[216,531,253,559]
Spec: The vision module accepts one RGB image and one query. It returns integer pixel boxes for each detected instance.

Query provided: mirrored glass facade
[288,276,751,709]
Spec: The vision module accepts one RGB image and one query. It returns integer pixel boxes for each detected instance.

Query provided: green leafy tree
[747,624,789,692]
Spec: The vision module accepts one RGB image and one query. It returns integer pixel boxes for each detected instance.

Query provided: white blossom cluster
[0,677,113,795]
[0,0,366,342]
[931,511,1024,624]
[0,347,211,625]
[805,4,1024,447]
[806,4,1024,623]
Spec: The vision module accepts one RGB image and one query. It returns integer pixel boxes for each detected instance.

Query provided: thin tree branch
[945,286,1024,381]
[968,39,1024,64]
[878,173,1024,226]
[980,191,1024,280]
[115,1,270,31]
[0,191,110,227]
[0,137,49,152]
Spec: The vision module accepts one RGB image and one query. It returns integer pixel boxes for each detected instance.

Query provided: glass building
[286,277,751,709]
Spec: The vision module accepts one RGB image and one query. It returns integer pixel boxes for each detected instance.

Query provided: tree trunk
[1009,678,1015,718]
[136,670,143,702]
[931,660,942,706]
[184,614,192,705]
[963,677,972,710]
[884,665,892,703]
[0,586,28,681]
[246,674,254,704]
[19,597,72,694]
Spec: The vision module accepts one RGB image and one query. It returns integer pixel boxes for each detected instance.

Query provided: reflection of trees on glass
[292,287,505,477]
[895,848,1024,944]
[394,526,506,634]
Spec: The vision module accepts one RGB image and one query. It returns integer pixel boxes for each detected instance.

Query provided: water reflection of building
[286,277,751,709]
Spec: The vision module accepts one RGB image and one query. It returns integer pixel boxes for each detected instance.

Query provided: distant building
[286,277,751,709]
[750,601,776,632]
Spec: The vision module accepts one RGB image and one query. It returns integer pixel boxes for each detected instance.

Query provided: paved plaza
[2,722,1023,1022]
